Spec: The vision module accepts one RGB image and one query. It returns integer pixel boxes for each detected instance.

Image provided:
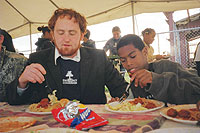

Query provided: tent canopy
[1,0,200,39]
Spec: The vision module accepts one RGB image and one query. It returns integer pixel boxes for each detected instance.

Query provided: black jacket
[7,47,127,105]
[82,39,96,49]
[35,38,54,52]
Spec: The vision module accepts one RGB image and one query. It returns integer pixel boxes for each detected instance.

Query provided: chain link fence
[156,27,200,68]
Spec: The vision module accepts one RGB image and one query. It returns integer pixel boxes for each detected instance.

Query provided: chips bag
[52,101,108,130]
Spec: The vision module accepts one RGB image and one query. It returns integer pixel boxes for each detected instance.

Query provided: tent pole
[131,0,135,34]
[29,23,32,53]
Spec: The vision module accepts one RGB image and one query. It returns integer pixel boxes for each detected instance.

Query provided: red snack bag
[52,101,108,130]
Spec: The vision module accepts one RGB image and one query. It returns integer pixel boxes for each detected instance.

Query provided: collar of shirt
[0,46,6,58]
[54,48,81,65]
[143,41,150,48]
[112,37,121,42]
[0,46,5,53]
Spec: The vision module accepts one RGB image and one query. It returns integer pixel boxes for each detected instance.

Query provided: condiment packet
[52,101,108,130]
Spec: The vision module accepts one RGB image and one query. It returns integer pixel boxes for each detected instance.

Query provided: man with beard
[6,8,127,105]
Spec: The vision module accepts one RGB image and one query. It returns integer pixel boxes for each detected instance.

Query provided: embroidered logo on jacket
[63,71,77,84]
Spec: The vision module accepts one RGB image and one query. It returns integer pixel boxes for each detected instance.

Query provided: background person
[6,8,127,105]
[81,29,96,49]
[113,34,200,104]
[142,28,169,62]
[194,42,200,76]
[0,28,16,52]
[103,26,121,56]
[35,26,54,52]
[103,26,125,72]
[0,29,27,102]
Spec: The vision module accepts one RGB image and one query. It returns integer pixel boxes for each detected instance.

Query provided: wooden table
[0,102,198,133]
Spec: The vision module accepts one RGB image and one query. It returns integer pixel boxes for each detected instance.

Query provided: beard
[57,44,81,57]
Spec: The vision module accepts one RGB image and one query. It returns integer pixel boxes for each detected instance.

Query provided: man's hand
[163,55,170,59]
[130,69,152,88]
[18,63,46,88]
[156,54,170,60]
[156,54,163,60]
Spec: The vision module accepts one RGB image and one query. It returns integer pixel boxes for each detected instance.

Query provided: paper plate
[160,104,198,125]
[105,99,165,113]
[148,128,200,133]
[33,128,86,133]
[0,116,36,133]
[25,108,52,115]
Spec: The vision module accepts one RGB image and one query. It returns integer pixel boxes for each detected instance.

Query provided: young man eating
[110,34,200,104]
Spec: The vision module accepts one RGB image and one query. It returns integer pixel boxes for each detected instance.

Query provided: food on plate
[36,98,50,108]
[161,104,200,124]
[145,102,157,109]
[60,98,70,107]
[28,90,69,112]
[167,108,178,117]
[197,100,200,110]
[129,97,157,109]
[107,97,159,111]
[178,109,191,119]
[0,116,36,132]
[107,102,147,111]
[166,107,200,121]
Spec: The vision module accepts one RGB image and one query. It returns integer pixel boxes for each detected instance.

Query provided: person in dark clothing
[6,8,127,105]
[103,26,121,56]
[0,29,15,52]
[103,26,125,72]
[81,29,96,48]
[0,29,27,102]
[194,42,200,76]
[35,26,54,52]
[109,34,200,104]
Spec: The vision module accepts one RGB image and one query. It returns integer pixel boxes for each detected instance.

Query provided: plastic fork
[119,83,131,103]
[44,75,53,94]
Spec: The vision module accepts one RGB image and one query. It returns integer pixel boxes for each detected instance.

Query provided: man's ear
[142,46,148,56]
[50,30,55,42]
[80,32,84,41]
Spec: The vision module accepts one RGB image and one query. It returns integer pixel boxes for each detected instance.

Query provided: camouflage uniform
[0,46,28,101]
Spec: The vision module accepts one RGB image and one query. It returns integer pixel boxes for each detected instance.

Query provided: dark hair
[48,8,87,34]
[84,29,90,39]
[142,28,155,36]
[117,34,145,51]
[0,28,16,52]
[37,26,50,35]
[112,26,121,33]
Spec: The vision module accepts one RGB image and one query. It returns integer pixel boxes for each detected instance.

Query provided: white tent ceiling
[1,0,200,39]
